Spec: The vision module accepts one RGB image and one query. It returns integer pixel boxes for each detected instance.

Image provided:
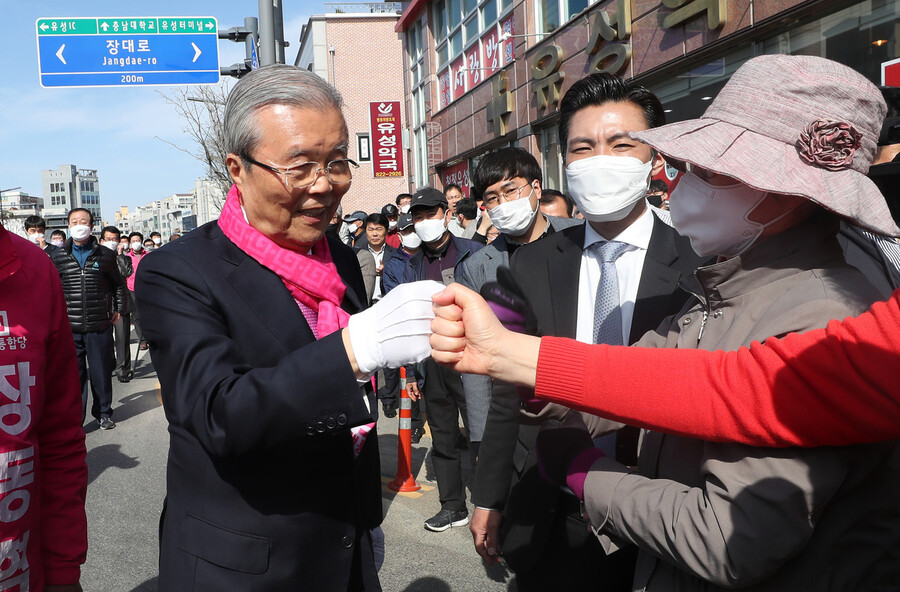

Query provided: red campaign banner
[481,27,501,80]
[465,43,483,89]
[441,161,470,197]
[369,101,405,178]
[451,55,466,102]
[438,69,452,110]
[501,15,515,64]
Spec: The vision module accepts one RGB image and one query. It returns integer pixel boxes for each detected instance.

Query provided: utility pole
[258,0,276,66]
[273,0,288,64]
[218,2,286,77]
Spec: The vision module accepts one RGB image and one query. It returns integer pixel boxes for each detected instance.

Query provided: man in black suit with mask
[469,73,710,590]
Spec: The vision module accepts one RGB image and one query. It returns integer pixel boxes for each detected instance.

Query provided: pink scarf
[218,186,374,453]
[218,185,350,336]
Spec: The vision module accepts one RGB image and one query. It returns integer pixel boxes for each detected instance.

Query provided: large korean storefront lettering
[440,161,470,196]
[439,13,515,110]
[369,101,405,178]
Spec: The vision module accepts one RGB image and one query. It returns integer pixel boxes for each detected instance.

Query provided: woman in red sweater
[430,283,900,447]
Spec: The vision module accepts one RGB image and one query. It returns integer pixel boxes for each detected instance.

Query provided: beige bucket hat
[632,54,900,237]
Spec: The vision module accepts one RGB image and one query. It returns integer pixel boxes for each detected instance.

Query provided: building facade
[41,165,102,229]
[193,177,225,228]
[117,193,195,239]
[0,190,42,237]
[396,0,900,195]
[296,3,410,214]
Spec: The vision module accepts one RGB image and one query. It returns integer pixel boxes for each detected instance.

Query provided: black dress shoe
[382,406,397,418]
[117,373,132,383]
[410,427,425,444]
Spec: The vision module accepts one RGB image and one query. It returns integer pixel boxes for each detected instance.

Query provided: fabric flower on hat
[797,120,863,171]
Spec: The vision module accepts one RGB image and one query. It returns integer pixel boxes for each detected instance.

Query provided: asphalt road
[81,352,518,591]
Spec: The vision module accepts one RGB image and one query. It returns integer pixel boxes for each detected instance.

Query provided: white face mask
[131,242,143,252]
[488,184,539,236]
[388,220,398,230]
[27,233,42,245]
[566,155,653,222]
[669,172,799,257]
[152,237,162,245]
[400,231,422,250]
[399,204,411,214]
[69,224,92,242]
[51,239,65,248]
[103,240,119,251]
[414,218,447,244]
[144,245,155,252]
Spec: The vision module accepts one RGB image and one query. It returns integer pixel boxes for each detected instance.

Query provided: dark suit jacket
[471,215,709,576]
[136,222,381,591]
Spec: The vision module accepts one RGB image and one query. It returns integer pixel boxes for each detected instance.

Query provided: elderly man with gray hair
[136,64,442,591]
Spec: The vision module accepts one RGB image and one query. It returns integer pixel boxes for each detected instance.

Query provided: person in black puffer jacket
[50,208,127,430]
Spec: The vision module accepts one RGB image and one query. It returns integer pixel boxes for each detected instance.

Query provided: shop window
[481,0,497,25]
[435,0,508,68]
[465,15,480,44]
[651,0,900,124]
[538,126,564,192]
[537,0,590,34]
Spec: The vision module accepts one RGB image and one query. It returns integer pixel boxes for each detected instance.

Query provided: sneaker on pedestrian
[424,509,469,532]
[410,427,425,444]
[99,417,116,430]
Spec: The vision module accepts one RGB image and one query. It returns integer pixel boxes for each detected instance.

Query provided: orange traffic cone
[388,367,420,492]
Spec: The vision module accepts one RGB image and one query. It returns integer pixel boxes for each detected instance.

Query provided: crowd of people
[6,55,900,591]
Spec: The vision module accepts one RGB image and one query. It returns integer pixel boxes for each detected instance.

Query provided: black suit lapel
[327,235,366,314]
[547,225,585,339]
[630,218,692,344]
[223,243,317,350]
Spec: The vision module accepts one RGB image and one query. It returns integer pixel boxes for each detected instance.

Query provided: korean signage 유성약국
[369,101,405,178]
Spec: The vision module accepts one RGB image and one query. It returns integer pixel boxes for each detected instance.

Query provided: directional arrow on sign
[191,42,202,63]
[40,23,49,31]
[56,44,66,64]
[101,22,109,31]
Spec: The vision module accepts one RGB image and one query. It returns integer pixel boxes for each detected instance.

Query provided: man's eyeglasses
[243,155,359,190]
[482,182,533,208]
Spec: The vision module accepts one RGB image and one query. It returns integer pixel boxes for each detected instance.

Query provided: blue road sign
[249,34,259,70]
[36,17,220,88]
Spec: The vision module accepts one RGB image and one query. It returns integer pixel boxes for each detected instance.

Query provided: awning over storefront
[395,0,428,32]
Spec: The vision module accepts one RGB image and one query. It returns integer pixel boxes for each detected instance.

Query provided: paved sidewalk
[81,357,517,591]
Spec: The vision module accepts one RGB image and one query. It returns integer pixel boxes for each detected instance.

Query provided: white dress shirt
[575,207,655,345]
[368,244,387,301]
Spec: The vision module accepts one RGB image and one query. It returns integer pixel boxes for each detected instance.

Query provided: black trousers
[127,290,144,343]
[112,313,131,378]
[378,367,400,409]
[74,328,114,421]
[424,358,470,512]
[378,367,424,429]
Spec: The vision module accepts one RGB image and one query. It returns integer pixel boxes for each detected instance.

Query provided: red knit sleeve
[534,288,900,447]
[38,261,88,585]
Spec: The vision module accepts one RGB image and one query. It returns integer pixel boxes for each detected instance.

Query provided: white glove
[347,280,444,375]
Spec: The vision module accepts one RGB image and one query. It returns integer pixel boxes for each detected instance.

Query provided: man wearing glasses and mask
[136,65,443,591]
